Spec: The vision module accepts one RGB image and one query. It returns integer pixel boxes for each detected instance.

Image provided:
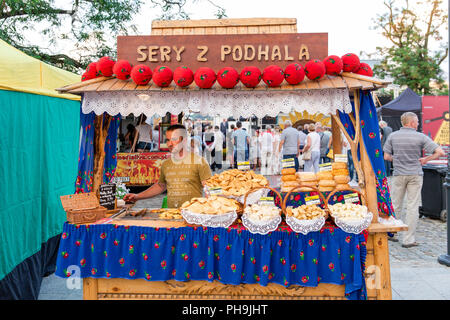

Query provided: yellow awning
[0,39,81,101]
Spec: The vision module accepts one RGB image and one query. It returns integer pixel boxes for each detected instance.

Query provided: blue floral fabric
[337,90,395,217]
[55,222,367,300]
[103,115,121,184]
[75,109,95,193]
[75,111,121,192]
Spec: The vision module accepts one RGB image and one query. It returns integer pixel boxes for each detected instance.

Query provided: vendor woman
[123,124,212,208]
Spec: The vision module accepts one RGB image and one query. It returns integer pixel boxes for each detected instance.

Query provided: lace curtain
[81,88,352,117]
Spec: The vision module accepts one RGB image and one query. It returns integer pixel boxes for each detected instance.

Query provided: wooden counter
[83,219,407,300]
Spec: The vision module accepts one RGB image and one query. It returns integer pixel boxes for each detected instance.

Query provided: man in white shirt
[260,125,274,175]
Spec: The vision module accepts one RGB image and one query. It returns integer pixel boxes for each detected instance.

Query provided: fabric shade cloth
[80,88,352,118]
[0,39,80,101]
[55,222,368,300]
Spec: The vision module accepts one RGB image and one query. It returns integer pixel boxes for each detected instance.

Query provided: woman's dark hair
[127,124,135,132]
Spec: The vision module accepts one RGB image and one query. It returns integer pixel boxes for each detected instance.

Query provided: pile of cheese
[328,203,367,220]
[280,167,299,193]
[244,203,281,222]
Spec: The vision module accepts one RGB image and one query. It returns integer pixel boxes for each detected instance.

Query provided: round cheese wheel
[334,175,350,184]
[281,174,297,182]
[282,181,299,187]
[317,171,333,180]
[296,172,317,181]
[335,183,351,190]
[333,169,350,176]
[297,180,318,187]
[319,186,335,192]
[281,168,296,175]
[332,162,348,170]
[318,179,336,187]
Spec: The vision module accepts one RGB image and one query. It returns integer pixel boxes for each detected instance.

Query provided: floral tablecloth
[56,221,367,300]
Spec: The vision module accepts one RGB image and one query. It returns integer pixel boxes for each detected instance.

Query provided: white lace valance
[81,88,352,117]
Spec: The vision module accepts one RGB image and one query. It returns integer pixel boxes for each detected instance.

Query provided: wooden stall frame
[57,17,404,301]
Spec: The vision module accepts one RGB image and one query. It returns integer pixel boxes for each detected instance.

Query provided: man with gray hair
[279,120,300,171]
[383,112,445,248]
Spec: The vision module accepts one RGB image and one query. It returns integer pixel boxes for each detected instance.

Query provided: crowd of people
[180,118,340,176]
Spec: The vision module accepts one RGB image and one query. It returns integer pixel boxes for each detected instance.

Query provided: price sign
[282,158,295,168]
[258,197,275,206]
[334,154,348,163]
[304,195,320,205]
[344,193,360,204]
[237,161,250,171]
[319,163,332,172]
[99,183,116,210]
[208,187,223,195]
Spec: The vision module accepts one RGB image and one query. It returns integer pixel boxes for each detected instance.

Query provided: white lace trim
[81,89,352,118]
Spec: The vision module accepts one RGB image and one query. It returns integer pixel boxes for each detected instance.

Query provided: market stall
[0,39,81,299]
[55,18,407,300]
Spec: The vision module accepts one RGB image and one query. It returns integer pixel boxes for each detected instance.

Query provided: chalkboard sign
[99,183,116,210]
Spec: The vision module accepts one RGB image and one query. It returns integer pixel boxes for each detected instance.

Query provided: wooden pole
[92,114,112,197]
[331,116,342,155]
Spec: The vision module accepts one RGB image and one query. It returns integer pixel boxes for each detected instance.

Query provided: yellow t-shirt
[158,152,212,208]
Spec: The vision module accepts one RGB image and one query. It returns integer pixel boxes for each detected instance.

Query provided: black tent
[378,88,422,132]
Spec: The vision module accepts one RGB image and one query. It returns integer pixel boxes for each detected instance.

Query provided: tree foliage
[0,0,226,73]
[372,0,448,95]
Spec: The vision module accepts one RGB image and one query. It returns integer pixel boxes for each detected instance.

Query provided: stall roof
[56,72,389,95]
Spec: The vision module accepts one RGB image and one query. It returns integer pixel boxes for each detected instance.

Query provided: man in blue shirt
[232,121,250,165]
[279,120,300,171]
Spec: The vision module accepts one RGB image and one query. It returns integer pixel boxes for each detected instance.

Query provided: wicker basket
[325,187,373,234]
[281,185,329,234]
[241,186,283,235]
[60,193,107,224]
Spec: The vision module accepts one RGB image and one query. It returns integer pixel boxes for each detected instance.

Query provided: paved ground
[38,168,450,300]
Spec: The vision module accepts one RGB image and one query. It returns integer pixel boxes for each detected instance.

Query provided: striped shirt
[383,127,439,176]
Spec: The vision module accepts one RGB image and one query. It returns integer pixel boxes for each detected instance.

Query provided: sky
[35,0,449,78]
[133,0,446,58]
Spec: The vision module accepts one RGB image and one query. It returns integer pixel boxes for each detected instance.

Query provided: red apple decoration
[341,53,361,72]
[284,63,305,85]
[355,62,373,76]
[323,55,343,76]
[240,66,261,88]
[85,62,100,79]
[81,72,94,82]
[113,60,132,80]
[217,67,239,89]
[304,59,326,80]
[130,64,152,85]
[96,56,115,77]
[194,67,216,89]
[262,65,284,87]
[152,66,173,87]
[173,66,194,87]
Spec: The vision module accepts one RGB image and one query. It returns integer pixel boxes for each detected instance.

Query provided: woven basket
[325,187,373,234]
[60,193,107,224]
[241,186,283,235]
[281,184,329,234]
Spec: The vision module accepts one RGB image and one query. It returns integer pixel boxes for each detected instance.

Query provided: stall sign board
[258,197,275,206]
[282,158,295,169]
[114,152,171,185]
[99,183,116,210]
[237,161,250,171]
[334,154,348,163]
[319,163,332,172]
[344,193,360,204]
[305,195,320,205]
[208,187,223,195]
[117,33,328,71]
